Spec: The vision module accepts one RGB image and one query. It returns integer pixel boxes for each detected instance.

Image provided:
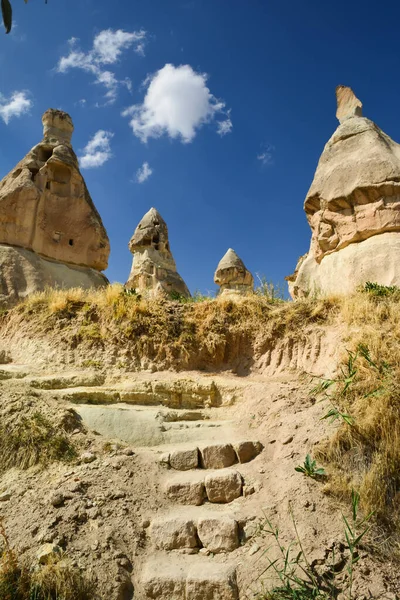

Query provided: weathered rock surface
[234,440,264,464]
[165,473,206,505]
[169,448,199,471]
[214,248,253,295]
[197,516,239,553]
[0,246,108,308]
[336,84,362,123]
[150,517,197,550]
[0,109,109,270]
[200,443,237,469]
[125,207,190,298]
[205,470,243,504]
[289,86,400,297]
[0,109,109,306]
[141,556,238,600]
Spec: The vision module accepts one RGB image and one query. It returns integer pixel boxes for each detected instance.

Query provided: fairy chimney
[214,248,254,295]
[289,86,400,298]
[0,109,109,307]
[126,207,190,298]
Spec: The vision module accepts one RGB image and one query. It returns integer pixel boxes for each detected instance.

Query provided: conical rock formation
[289,86,400,297]
[0,109,110,306]
[214,248,253,295]
[126,208,190,298]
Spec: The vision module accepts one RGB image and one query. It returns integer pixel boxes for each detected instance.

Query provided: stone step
[74,404,234,447]
[140,554,238,599]
[149,510,241,553]
[160,440,263,471]
[52,375,237,409]
[165,469,244,505]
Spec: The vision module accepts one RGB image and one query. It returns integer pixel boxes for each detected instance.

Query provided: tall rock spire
[289,86,400,298]
[126,208,190,298]
[0,109,109,306]
[214,248,253,295]
[0,108,109,271]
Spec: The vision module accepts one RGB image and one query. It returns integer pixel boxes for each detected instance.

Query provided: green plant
[249,506,331,599]
[295,454,325,479]
[251,495,374,600]
[361,281,400,297]
[122,287,141,300]
[342,490,374,600]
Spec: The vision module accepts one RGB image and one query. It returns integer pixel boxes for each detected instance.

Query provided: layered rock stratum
[126,207,190,298]
[288,86,400,297]
[0,109,109,306]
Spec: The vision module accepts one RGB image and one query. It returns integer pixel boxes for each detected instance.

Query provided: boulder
[214,248,253,295]
[186,563,239,600]
[125,207,190,298]
[205,470,242,504]
[234,441,264,464]
[169,448,199,471]
[150,517,198,550]
[165,475,206,505]
[200,443,237,469]
[197,516,239,553]
[36,543,62,565]
[289,86,400,297]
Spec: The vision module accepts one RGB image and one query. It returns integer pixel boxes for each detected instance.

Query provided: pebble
[0,491,11,502]
[50,493,64,507]
[80,452,96,464]
[282,436,294,445]
[248,544,260,556]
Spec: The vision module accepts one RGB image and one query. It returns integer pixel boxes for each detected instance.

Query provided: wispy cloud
[0,91,32,124]
[79,130,114,169]
[217,110,232,136]
[56,29,147,104]
[122,63,232,143]
[257,144,275,166]
[136,161,153,183]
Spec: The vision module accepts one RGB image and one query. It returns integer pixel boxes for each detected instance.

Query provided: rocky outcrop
[0,109,109,270]
[0,109,109,306]
[125,207,190,298]
[214,249,253,295]
[289,86,400,297]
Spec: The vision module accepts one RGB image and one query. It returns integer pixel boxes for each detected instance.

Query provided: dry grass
[314,289,400,543]
[8,284,339,372]
[0,412,76,473]
[0,518,96,600]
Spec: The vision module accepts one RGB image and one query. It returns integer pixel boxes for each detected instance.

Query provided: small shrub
[0,412,76,473]
[361,281,400,297]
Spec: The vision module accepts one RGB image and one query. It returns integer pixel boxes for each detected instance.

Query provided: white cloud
[136,161,153,183]
[56,29,147,104]
[122,64,232,143]
[79,130,114,169]
[257,144,275,166]
[217,111,232,136]
[0,91,32,124]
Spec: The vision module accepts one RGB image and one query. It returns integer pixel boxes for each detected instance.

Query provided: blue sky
[1,0,400,295]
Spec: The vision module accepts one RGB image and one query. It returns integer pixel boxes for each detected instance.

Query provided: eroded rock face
[0,109,109,271]
[289,86,400,297]
[126,208,190,298]
[214,249,253,295]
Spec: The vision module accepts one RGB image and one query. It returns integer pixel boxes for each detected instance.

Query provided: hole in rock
[12,169,22,179]
[68,239,74,246]
[37,147,53,163]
